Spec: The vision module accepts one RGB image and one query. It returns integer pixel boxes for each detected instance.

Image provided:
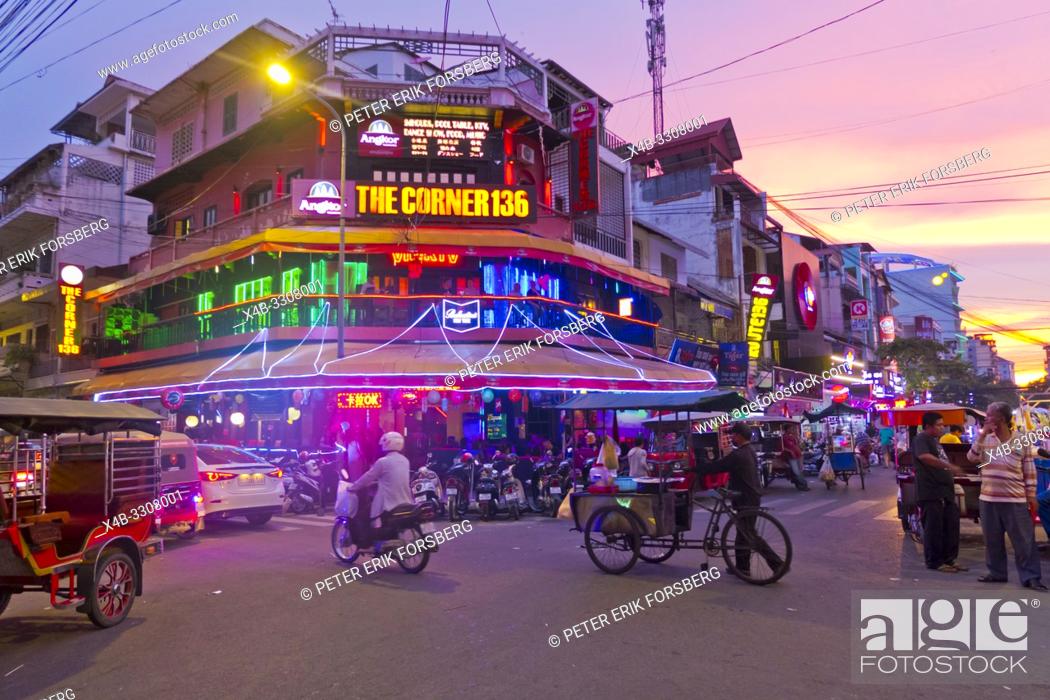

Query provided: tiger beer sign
[746,274,779,361]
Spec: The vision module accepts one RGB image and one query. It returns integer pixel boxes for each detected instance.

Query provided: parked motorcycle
[803,446,825,476]
[538,456,566,517]
[498,459,524,520]
[444,453,478,522]
[285,459,323,515]
[411,458,445,516]
[475,463,501,521]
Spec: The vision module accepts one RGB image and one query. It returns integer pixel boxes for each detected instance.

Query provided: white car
[196,444,285,526]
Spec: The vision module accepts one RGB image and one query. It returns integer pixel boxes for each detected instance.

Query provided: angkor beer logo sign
[746,274,779,361]
[852,593,1046,685]
[442,299,480,333]
[292,180,342,217]
[359,118,402,157]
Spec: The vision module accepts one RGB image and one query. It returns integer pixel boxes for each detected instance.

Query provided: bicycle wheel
[638,532,679,563]
[583,506,640,574]
[720,509,792,585]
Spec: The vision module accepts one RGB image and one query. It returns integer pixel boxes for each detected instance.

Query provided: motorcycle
[498,459,524,520]
[444,454,478,522]
[285,459,323,515]
[475,463,501,521]
[803,444,825,476]
[331,472,436,574]
[411,459,445,516]
[538,456,566,517]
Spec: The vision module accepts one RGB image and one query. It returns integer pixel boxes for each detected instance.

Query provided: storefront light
[618,297,633,317]
[230,411,246,427]
[185,415,200,428]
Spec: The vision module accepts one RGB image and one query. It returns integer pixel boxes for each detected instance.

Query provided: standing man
[967,402,1046,590]
[627,438,648,477]
[781,424,809,491]
[912,412,966,573]
[694,423,785,576]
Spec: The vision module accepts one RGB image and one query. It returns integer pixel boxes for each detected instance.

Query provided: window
[284,168,304,194]
[175,216,192,239]
[197,291,214,339]
[633,239,643,270]
[171,123,193,164]
[203,206,218,228]
[281,268,302,327]
[716,229,734,278]
[222,93,238,136]
[309,260,328,324]
[660,253,677,280]
[246,183,273,210]
[404,64,425,82]
[234,277,272,332]
[196,445,266,466]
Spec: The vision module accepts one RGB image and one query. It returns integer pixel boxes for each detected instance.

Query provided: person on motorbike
[343,432,414,551]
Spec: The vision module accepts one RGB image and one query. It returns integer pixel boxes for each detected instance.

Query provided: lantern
[427,390,441,404]
[449,391,464,405]
[482,388,495,404]
[508,389,522,402]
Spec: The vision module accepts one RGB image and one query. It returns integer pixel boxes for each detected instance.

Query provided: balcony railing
[95,295,655,359]
[130,129,156,155]
[573,220,626,259]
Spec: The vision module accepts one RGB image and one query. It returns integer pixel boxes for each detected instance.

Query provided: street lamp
[266,62,347,359]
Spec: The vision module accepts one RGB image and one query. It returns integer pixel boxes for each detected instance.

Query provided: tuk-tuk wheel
[0,589,11,617]
[86,550,137,628]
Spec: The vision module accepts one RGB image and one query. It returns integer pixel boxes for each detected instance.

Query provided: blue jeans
[979,500,1043,584]
[1038,489,1050,541]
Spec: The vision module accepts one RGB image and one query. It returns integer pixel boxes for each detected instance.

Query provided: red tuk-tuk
[0,399,164,627]
[642,412,732,490]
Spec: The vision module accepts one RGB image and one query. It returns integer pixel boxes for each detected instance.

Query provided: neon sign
[292,180,342,217]
[359,119,401,153]
[57,264,83,355]
[792,263,817,331]
[353,182,535,223]
[746,274,779,361]
[390,251,461,267]
[442,299,480,333]
[336,391,383,409]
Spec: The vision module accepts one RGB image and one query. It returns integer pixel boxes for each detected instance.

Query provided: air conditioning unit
[516,143,535,165]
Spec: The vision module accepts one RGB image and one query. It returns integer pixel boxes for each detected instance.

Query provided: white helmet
[379,431,405,452]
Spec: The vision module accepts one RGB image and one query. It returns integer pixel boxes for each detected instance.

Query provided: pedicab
[803,402,869,489]
[878,402,984,539]
[0,399,164,627]
[738,415,805,489]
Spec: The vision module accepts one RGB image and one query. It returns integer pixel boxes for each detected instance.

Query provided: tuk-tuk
[0,398,164,628]
[879,403,985,538]
[152,432,205,539]
[739,415,804,489]
[641,412,731,490]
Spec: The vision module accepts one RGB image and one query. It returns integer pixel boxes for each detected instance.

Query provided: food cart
[803,403,869,489]
[0,399,164,628]
[878,403,985,539]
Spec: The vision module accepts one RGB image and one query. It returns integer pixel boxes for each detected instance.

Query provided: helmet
[461,452,474,463]
[379,431,404,452]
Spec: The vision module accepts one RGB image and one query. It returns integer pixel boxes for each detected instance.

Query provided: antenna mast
[643,0,667,135]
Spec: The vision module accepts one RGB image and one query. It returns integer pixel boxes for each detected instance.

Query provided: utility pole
[643,0,667,135]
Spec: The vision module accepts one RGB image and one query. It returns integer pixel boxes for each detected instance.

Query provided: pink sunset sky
[2,0,1047,382]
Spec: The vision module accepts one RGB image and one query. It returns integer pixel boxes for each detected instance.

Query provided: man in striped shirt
[967,402,1046,591]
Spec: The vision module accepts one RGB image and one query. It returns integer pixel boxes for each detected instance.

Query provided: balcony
[94,295,655,361]
[0,271,53,305]
[573,220,627,259]
[130,129,156,155]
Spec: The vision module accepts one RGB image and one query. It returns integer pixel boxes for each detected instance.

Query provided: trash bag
[557,492,573,520]
[334,481,354,517]
[819,462,836,482]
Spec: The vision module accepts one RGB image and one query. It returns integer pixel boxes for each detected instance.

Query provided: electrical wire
[0,0,185,95]
[615,0,889,104]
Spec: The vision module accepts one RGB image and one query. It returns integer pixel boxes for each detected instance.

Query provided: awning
[877,403,985,427]
[554,390,743,412]
[0,398,163,435]
[76,335,717,401]
[803,403,869,422]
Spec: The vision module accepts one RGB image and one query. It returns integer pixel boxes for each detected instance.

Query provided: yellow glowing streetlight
[266,61,347,359]
[267,63,292,85]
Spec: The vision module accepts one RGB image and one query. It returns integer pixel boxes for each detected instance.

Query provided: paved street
[3,468,1048,699]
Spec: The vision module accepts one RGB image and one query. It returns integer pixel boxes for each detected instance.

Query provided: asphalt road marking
[274,525,299,531]
[271,516,331,528]
[875,506,901,521]
[780,500,832,516]
[825,500,881,517]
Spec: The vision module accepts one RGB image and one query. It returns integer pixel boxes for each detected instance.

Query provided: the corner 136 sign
[746,273,779,361]
[442,299,480,333]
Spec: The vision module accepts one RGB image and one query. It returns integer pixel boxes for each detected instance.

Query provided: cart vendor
[693,423,784,575]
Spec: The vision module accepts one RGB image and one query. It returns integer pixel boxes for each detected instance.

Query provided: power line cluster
[0,0,77,77]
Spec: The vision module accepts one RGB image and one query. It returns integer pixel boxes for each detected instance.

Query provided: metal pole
[337,100,346,359]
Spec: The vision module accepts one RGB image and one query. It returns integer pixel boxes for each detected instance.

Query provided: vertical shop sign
[57,264,83,355]
[569,98,600,215]
[746,274,779,362]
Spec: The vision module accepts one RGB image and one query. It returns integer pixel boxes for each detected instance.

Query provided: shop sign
[773,366,823,401]
[792,263,818,330]
[358,118,402,157]
[291,179,343,218]
[569,98,599,215]
[390,251,461,266]
[403,116,489,159]
[717,342,748,386]
[336,391,383,409]
[668,339,720,374]
[879,315,896,343]
[57,264,83,355]
[746,274,779,361]
[851,318,869,332]
[850,300,869,318]
[442,299,480,333]
[352,182,535,223]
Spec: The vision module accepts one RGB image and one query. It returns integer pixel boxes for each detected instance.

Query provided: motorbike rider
[344,432,414,547]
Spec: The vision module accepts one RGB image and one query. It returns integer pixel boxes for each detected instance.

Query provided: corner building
[75,22,714,454]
